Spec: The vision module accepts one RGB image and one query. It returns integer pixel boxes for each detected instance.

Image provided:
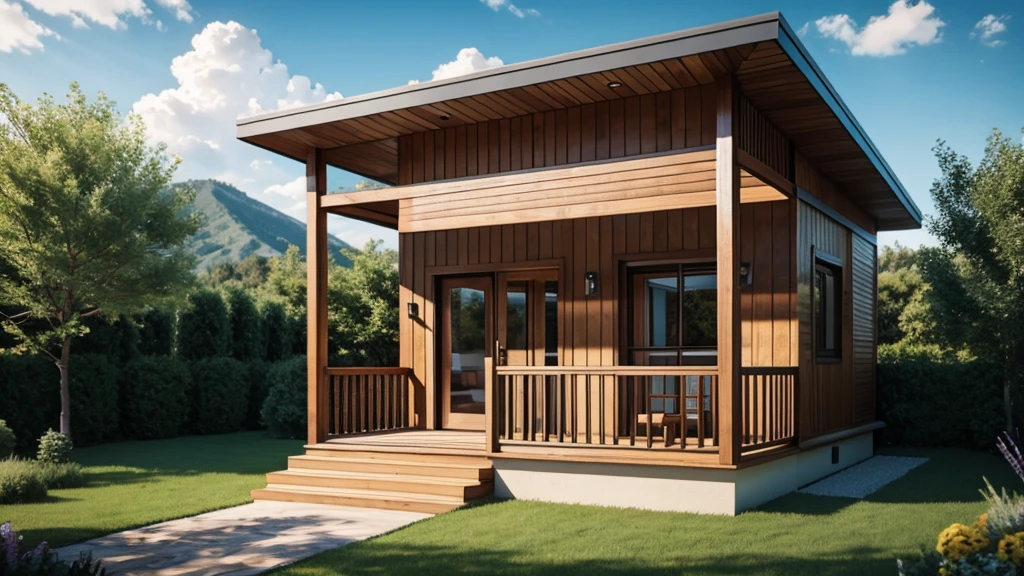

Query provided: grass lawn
[1,432,302,548]
[275,447,1020,576]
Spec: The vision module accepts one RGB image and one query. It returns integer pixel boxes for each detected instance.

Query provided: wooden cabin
[237,12,921,515]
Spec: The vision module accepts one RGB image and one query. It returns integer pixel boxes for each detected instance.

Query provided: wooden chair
[681,375,713,448]
[635,376,683,449]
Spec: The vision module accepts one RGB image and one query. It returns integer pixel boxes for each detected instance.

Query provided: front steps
[252,446,494,514]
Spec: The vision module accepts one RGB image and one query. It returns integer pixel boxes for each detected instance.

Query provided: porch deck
[320,430,487,456]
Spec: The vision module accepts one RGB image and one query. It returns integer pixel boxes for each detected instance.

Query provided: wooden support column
[306,148,329,445]
[715,76,742,466]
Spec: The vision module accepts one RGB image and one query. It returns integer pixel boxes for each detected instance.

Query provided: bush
[186,357,248,434]
[227,288,263,361]
[0,419,14,459]
[0,459,48,504]
[878,342,1006,449]
[76,314,140,364]
[177,290,230,361]
[261,357,306,439]
[37,429,73,464]
[139,308,174,356]
[244,360,271,430]
[0,354,57,454]
[261,301,293,362]
[120,356,189,440]
[34,461,86,490]
[67,354,120,447]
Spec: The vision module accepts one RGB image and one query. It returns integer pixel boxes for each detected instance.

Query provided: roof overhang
[237,12,922,231]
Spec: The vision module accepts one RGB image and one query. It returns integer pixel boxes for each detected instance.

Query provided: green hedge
[120,356,190,439]
[878,343,1007,449]
[261,356,306,439]
[68,353,120,446]
[0,354,56,454]
[186,357,249,434]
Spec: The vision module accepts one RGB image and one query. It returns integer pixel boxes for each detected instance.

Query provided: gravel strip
[798,455,929,498]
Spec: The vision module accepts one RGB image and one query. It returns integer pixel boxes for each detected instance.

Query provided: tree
[926,130,1024,431]
[329,240,399,366]
[176,289,230,361]
[0,83,197,438]
[226,287,263,360]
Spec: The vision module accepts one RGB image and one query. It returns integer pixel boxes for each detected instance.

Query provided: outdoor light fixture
[584,272,599,296]
[606,80,623,89]
[438,114,451,121]
[739,262,753,287]
[407,302,419,319]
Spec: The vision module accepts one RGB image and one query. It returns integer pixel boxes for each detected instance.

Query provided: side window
[813,256,842,361]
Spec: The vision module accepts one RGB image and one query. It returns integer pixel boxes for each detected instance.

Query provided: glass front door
[441,277,492,430]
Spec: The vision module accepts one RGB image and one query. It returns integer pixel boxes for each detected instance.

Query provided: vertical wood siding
[399,202,793,429]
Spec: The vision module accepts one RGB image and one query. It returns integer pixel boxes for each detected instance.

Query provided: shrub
[177,289,230,361]
[0,522,105,575]
[186,357,248,434]
[67,354,120,447]
[0,420,14,459]
[120,356,189,440]
[37,429,73,464]
[0,354,57,454]
[260,301,293,362]
[227,287,263,361]
[33,461,86,490]
[76,314,140,364]
[0,459,48,504]
[261,357,306,439]
[878,342,1006,449]
[139,308,174,356]
[244,360,271,430]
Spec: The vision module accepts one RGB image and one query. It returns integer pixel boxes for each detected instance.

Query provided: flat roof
[237,12,922,231]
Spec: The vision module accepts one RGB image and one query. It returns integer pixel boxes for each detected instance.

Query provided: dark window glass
[814,260,841,360]
[544,281,559,366]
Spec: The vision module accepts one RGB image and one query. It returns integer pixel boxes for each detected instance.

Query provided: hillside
[183,179,353,271]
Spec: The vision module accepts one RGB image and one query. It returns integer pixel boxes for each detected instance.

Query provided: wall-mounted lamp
[407,302,419,319]
[584,272,599,296]
[739,262,753,287]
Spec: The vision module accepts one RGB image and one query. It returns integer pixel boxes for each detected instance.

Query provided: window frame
[812,249,843,364]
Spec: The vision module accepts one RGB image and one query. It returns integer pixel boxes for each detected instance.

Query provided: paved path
[55,501,430,575]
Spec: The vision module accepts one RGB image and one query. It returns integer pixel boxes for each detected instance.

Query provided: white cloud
[132,21,350,227]
[814,0,945,57]
[24,0,150,30]
[262,176,306,202]
[0,0,58,53]
[797,22,810,37]
[153,0,192,22]
[478,0,539,18]
[424,47,504,82]
[972,14,1009,47]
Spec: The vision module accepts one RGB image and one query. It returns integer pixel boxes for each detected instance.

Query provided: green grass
[1,432,302,548]
[275,447,1020,576]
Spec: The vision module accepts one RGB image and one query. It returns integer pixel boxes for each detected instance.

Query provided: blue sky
[1,0,1021,250]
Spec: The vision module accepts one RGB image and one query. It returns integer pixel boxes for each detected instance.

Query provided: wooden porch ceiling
[237,13,921,231]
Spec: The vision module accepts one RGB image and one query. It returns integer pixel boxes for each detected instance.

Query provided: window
[814,255,842,361]
[628,264,717,367]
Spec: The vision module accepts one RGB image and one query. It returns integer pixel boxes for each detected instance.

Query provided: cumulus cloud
[132,21,343,218]
[814,0,945,57]
[478,0,539,19]
[410,47,504,84]
[0,0,58,53]
[973,14,1009,47]
[24,0,150,29]
[153,0,192,22]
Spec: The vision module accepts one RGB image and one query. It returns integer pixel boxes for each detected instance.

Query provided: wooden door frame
[439,275,494,430]
[496,269,559,367]
[425,258,565,431]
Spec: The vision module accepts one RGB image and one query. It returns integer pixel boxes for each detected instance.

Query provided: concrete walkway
[55,501,431,575]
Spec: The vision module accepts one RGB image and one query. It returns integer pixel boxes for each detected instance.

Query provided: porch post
[715,75,742,466]
[306,148,329,445]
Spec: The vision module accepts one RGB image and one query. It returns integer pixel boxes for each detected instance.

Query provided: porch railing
[491,365,719,450]
[740,366,798,452]
[325,367,411,436]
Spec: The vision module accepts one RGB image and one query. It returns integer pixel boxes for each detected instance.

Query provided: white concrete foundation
[493,432,874,515]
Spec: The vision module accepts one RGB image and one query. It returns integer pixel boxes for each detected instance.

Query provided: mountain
[183,179,353,272]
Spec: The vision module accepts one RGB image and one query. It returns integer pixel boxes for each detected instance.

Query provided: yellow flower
[974,513,989,535]
[998,532,1024,566]
[937,523,990,561]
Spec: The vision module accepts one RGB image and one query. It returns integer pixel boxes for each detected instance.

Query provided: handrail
[494,365,718,376]
[326,366,412,376]
[740,366,798,454]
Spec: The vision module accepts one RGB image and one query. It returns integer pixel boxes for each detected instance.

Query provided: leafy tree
[329,240,399,366]
[926,130,1024,431]
[139,308,174,356]
[260,300,293,362]
[176,289,230,361]
[226,287,263,360]
[0,83,197,438]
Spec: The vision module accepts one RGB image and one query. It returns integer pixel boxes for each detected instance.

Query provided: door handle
[497,346,508,366]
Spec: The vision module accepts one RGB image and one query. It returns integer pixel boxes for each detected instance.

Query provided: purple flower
[0,521,18,565]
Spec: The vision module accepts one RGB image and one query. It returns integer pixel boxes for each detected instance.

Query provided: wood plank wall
[398,203,794,428]
[795,174,878,440]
